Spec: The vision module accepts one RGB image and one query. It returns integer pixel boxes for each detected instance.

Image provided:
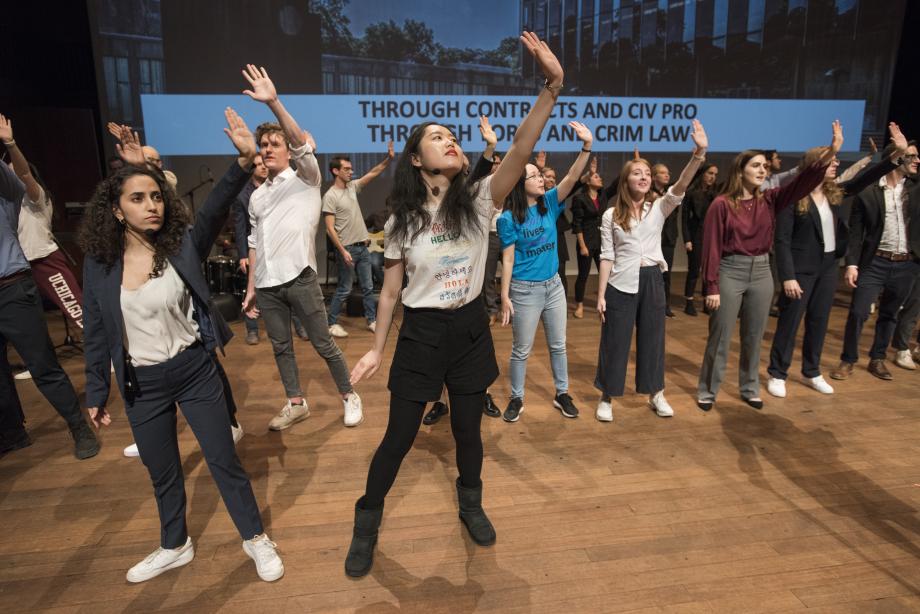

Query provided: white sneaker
[894,349,916,370]
[329,323,349,338]
[808,375,834,395]
[268,400,310,431]
[367,321,377,333]
[231,422,244,444]
[343,392,364,427]
[124,443,140,457]
[595,400,613,422]
[14,370,32,380]
[766,377,787,398]
[126,537,194,583]
[243,534,284,582]
[648,391,674,417]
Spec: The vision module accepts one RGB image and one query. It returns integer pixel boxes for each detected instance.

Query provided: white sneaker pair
[329,323,349,338]
[268,393,363,430]
[767,376,834,397]
[126,534,283,583]
[123,422,244,457]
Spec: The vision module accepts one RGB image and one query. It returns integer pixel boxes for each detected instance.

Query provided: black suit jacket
[846,166,920,271]
[83,161,251,409]
[681,188,715,247]
[570,177,617,253]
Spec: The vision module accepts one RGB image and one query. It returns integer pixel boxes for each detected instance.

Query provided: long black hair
[504,172,546,224]
[386,122,482,247]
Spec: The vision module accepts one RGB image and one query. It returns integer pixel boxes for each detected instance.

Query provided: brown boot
[829,361,854,380]
[868,358,893,381]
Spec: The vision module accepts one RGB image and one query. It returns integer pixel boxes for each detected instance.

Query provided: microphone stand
[182,178,214,215]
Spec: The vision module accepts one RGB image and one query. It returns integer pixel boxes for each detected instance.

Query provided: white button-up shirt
[248,143,322,288]
[878,176,908,254]
[600,187,683,294]
[812,192,836,254]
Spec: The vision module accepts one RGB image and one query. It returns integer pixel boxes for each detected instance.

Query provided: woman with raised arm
[680,163,719,316]
[80,109,283,584]
[766,122,907,398]
[696,121,842,411]
[497,122,592,423]
[343,32,563,578]
[593,121,708,422]
[570,159,619,318]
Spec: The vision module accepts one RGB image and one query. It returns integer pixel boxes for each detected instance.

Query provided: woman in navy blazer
[766,124,905,397]
[79,109,284,584]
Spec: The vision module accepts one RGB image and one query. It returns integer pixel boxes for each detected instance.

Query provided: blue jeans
[328,244,377,325]
[508,274,568,400]
[369,251,384,288]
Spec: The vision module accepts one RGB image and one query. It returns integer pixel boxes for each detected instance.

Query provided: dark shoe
[344,497,383,578]
[245,331,259,345]
[829,361,854,381]
[70,421,100,460]
[769,305,779,317]
[665,306,675,318]
[742,397,764,410]
[502,398,523,423]
[0,429,32,456]
[868,359,893,381]
[456,478,496,546]
[422,401,449,426]
[684,299,698,317]
[697,400,713,412]
[482,393,501,418]
[702,304,712,316]
[552,393,579,418]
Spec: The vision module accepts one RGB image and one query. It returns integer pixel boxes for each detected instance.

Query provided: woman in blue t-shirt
[496,121,593,423]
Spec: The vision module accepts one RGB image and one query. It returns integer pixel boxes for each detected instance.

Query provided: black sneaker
[665,306,675,318]
[552,393,579,418]
[423,401,449,426]
[502,398,523,423]
[0,429,32,457]
[483,393,501,418]
[684,299,698,317]
[70,421,100,460]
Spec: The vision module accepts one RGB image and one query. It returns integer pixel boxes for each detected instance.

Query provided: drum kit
[205,256,247,321]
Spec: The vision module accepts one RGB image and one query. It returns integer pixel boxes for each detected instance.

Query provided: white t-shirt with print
[17,185,58,261]
[384,175,496,309]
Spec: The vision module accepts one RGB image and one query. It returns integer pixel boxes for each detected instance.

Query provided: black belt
[0,269,30,289]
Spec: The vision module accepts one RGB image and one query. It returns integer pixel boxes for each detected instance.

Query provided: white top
[248,143,322,287]
[812,192,836,254]
[600,187,684,294]
[384,175,495,309]
[120,262,200,366]
[17,186,58,261]
[878,176,908,254]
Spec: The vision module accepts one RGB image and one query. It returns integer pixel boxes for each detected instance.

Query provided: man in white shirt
[240,64,362,429]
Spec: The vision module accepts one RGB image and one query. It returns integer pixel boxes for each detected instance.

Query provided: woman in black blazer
[570,169,617,317]
[680,163,719,315]
[767,132,903,398]
[80,109,283,584]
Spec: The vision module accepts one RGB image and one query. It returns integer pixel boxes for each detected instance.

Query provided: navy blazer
[83,161,252,409]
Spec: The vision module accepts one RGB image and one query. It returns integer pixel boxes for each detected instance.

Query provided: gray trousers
[256,267,352,398]
[893,272,920,351]
[697,254,773,402]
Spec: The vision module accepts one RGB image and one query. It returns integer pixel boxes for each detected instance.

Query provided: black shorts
[388,295,499,402]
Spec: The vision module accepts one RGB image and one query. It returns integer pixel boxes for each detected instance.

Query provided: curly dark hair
[78,167,191,277]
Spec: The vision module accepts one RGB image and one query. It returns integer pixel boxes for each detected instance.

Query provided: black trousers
[574,248,601,303]
[126,343,263,548]
[595,267,666,397]
[768,252,838,380]
[661,242,675,306]
[892,271,920,351]
[684,234,702,298]
[0,276,83,436]
[212,354,238,425]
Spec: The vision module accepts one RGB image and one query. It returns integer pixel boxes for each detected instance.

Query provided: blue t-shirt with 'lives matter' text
[496,187,563,282]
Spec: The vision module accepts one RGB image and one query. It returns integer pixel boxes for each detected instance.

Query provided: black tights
[363,389,485,509]
[574,250,601,303]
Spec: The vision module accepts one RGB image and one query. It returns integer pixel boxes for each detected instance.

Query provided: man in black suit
[832,142,920,381]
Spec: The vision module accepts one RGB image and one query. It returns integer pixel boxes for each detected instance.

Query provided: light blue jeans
[509,274,568,400]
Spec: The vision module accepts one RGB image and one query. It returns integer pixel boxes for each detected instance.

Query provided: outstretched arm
[555,122,592,201]
[669,120,709,198]
[0,114,41,203]
[356,141,395,189]
[490,32,564,205]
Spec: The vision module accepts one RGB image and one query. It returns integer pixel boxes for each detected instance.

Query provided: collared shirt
[0,162,29,278]
[878,176,908,254]
[600,187,683,294]
[17,185,58,261]
[248,143,322,288]
[322,180,369,246]
[812,191,836,254]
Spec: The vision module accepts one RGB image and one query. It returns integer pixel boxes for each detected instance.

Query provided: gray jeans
[256,267,352,398]
[697,254,773,402]
[893,272,920,351]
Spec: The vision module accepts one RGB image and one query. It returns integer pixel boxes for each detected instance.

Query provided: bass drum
[206,256,238,295]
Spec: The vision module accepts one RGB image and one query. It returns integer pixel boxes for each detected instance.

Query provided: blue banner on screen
[141,94,865,155]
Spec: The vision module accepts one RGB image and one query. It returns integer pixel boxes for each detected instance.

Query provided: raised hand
[534,150,546,169]
[115,126,146,167]
[520,31,563,87]
[690,119,708,153]
[106,121,131,141]
[242,64,278,104]
[479,115,497,146]
[633,146,640,161]
[569,121,593,147]
[223,107,256,161]
[0,113,12,143]
[830,119,844,153]
[889,121,908,154]
[387,139,395,159]
[589,156,598,174]
[868,137,878,155]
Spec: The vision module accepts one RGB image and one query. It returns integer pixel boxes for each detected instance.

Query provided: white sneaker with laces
[367,321,377,333]
[126,537,194,583]
[809,375,834,395]
[343,392,364,427]
[329,323,349,338]
[894,349,916,370]
[595,400,613,422]
[268,400,310,431]
[14,370,31,380]
[124,443,140,457]
[231,422,244,444]
[243,534,284,582]
[767,377,787,398]
[649,391,674,417]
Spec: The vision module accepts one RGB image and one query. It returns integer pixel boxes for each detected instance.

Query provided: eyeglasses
[525,174,542,181]
[902,154,919,161]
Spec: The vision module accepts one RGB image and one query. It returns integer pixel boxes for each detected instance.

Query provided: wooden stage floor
[3,273,920,613]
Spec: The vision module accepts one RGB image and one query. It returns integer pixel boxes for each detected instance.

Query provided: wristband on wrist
[2,139,15,147]
[543,79,563,94]
[581,147,592,153]
[692,153,706,161]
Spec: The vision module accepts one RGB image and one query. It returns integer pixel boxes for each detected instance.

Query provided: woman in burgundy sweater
[696,121,842,411]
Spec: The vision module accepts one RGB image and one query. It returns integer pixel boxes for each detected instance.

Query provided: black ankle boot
[345,496,383,577]
[70,421,100,460]
[456,478,496,546]
[684,299,698,316]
